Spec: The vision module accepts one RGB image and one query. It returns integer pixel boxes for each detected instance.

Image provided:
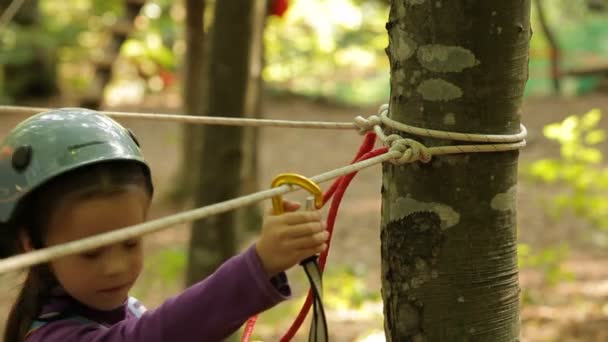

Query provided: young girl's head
[0,108,154,341]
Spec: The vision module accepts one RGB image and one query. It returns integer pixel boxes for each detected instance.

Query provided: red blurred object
[158,69,175,88]
[270,0,289,17]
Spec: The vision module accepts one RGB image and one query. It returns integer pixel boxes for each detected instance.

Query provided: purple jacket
[26,244,291,341]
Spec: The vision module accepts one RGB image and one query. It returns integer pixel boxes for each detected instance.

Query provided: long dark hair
[3,161,152,342]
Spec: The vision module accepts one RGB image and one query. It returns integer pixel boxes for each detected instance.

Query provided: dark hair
[3,161,152,342]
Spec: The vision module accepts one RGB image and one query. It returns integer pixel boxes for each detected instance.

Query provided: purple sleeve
[27,244,291,342]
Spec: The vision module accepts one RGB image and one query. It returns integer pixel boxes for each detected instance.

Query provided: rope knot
[354,114,382,135]
[385,134,432,165]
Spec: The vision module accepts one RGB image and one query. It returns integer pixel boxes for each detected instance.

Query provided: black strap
[300,255,328,342]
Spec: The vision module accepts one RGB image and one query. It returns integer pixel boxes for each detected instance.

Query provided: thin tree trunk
[533,0,561,94]
[381,1,530,341]
[186,0,263,284]
[177,0,265,216]
[179,0,207,204]
[237,0,267,236]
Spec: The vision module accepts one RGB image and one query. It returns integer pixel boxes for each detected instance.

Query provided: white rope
[356,104,527,165]
[355,104,527,142]
[0,105,528,148]
[0,105,357,130]
[0,102,527,170]
[0,151,397,274]
[0,0,26,33]
[0,127,525,274]
[0,104,528,273]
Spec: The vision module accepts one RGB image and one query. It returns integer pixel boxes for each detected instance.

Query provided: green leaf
[529,159,561,183]
[585,129,606,145]
[581,108,602,129]
[543,122,567,140]
[577,147,603,164]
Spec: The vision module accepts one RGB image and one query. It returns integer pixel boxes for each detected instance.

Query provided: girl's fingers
[264,200,301,215]
[283,200,301,212]
[278,210,322,225]
[296,244,328,260]
[316,243,328,253]
[282,221,326,239]
[287,231,329,250]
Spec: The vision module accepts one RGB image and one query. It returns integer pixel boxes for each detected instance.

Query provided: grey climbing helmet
[0,108,152,224]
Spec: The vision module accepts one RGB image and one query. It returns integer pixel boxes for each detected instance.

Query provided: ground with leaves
[1,93,608,341]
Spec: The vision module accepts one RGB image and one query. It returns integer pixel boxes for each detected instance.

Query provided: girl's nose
[102,246,130,276]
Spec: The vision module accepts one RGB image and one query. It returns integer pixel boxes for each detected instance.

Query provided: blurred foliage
[149,247,187,281]
[1,0,393,105]
[264,0,608,102]
[1,0,608,104]
[528,0,608,96]
[518,243,573,286]
[264,0,390,105]
[0,0,180,104]
[131,245,187,300]
[527,109,608,236]
[324,266,381,310]
[0,1,65,101]
[520,108,608,286]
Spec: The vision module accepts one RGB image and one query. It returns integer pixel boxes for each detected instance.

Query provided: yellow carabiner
[270,173,323,214]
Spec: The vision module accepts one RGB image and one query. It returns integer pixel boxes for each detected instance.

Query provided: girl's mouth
[98,283,130,293]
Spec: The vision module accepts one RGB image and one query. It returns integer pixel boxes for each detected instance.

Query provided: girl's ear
[19,230,33,252]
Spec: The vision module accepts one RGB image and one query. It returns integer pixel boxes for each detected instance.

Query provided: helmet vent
[127,129,140,147]
[12,145,32,172]
[68,141,106,151]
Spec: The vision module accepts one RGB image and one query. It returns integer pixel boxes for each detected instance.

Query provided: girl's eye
[81,249,103,260]
[124,239,140,249]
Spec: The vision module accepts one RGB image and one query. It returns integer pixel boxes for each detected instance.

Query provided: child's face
[44,187,150,311]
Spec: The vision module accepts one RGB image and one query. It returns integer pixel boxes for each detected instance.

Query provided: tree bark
[179,0,207,203]
[381,1,530,341]
[186,0,265,284]
[237,0,266,236]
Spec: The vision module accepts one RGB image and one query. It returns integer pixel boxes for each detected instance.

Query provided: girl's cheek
[131,252,144,274]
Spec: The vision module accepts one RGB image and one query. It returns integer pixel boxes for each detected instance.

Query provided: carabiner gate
[270,173,323,214]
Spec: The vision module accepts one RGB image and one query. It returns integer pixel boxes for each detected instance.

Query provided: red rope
[322,132,377,203]
[242,132,385,342]
[241,315,258,341]
[280,136,388,342]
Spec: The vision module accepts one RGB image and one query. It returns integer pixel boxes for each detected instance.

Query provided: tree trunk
[179,0,207,205]
[177,0,265,228]
[185,0,265,284]
[236,0,266,236]
[381,1,530,341]
[533,0,561,94]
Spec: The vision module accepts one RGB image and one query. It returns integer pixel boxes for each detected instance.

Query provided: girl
[0,108,328,341]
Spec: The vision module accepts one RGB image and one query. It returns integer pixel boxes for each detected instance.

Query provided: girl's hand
[255,200,328,277]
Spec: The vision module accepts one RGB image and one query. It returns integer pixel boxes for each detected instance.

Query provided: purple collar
[39,287,129,325]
